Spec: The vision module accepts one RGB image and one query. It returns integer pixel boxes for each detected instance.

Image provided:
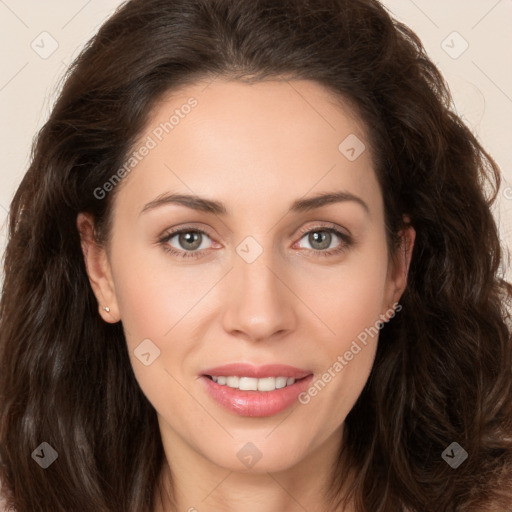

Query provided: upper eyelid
[295,222,350,237]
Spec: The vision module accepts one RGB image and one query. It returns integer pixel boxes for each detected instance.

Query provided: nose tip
[221,259,297,343]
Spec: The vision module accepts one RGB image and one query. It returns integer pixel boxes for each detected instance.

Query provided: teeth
[276,376,287,389]
[240,377,259,390]
[210,375,297,391]
[226,376,239,388]
[257,377,276,391]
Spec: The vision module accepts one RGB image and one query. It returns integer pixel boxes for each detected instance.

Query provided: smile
[200,363,314,417]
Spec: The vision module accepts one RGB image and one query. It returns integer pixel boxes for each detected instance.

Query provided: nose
[221,248,298,343]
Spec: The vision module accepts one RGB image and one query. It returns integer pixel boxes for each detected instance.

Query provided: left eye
[296,228,346,251]
[165,230,212,252]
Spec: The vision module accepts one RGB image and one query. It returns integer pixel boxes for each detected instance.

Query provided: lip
[201,363,312,380]
[200,363,314,417]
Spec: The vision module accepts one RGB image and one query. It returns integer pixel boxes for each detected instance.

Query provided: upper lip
[202,363,313,379]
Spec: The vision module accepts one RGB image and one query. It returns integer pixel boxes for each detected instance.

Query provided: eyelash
[158,223,352,260]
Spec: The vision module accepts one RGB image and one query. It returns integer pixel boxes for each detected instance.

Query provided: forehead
[113,78,381,221]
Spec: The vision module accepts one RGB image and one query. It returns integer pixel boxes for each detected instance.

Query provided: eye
[159,228,214,259]
[295,225,352,257]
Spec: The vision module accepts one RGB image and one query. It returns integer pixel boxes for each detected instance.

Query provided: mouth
[200,363,314,417]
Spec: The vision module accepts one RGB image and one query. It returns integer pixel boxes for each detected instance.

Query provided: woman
[1,0,511,510]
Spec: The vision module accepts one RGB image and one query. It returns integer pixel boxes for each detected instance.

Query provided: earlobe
[76,213,121,323]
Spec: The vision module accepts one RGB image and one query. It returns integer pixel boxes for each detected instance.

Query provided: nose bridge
[221,235,296,341]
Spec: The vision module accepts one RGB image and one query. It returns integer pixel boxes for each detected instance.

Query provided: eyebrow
[139,191,370,216]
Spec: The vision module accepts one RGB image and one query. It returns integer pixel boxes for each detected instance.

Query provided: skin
[78,78,415,512]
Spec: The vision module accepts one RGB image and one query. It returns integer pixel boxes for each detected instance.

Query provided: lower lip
[200,375,314,417]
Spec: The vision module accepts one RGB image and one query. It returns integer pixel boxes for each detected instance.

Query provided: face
[79,78,414,476]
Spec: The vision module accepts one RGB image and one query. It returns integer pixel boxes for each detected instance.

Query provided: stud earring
[103,306,110,313]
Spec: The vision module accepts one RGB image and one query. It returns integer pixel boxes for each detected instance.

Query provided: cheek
[108,238,221,397]
[108,243,202,419]
[306,239,390,342]
[294,238,389,421]
[109,236,210,344]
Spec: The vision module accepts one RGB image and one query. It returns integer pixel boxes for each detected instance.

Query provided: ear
[77,212,121,323]
[382,214,416,316]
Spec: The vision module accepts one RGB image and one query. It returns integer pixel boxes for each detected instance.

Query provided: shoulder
[0,495,8,511]
[0,481,14,511]
[0,497,14,511]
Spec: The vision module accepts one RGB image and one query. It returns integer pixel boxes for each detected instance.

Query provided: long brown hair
[1,0,511,510]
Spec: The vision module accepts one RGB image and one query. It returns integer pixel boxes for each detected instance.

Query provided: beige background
[1,0,511,280]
